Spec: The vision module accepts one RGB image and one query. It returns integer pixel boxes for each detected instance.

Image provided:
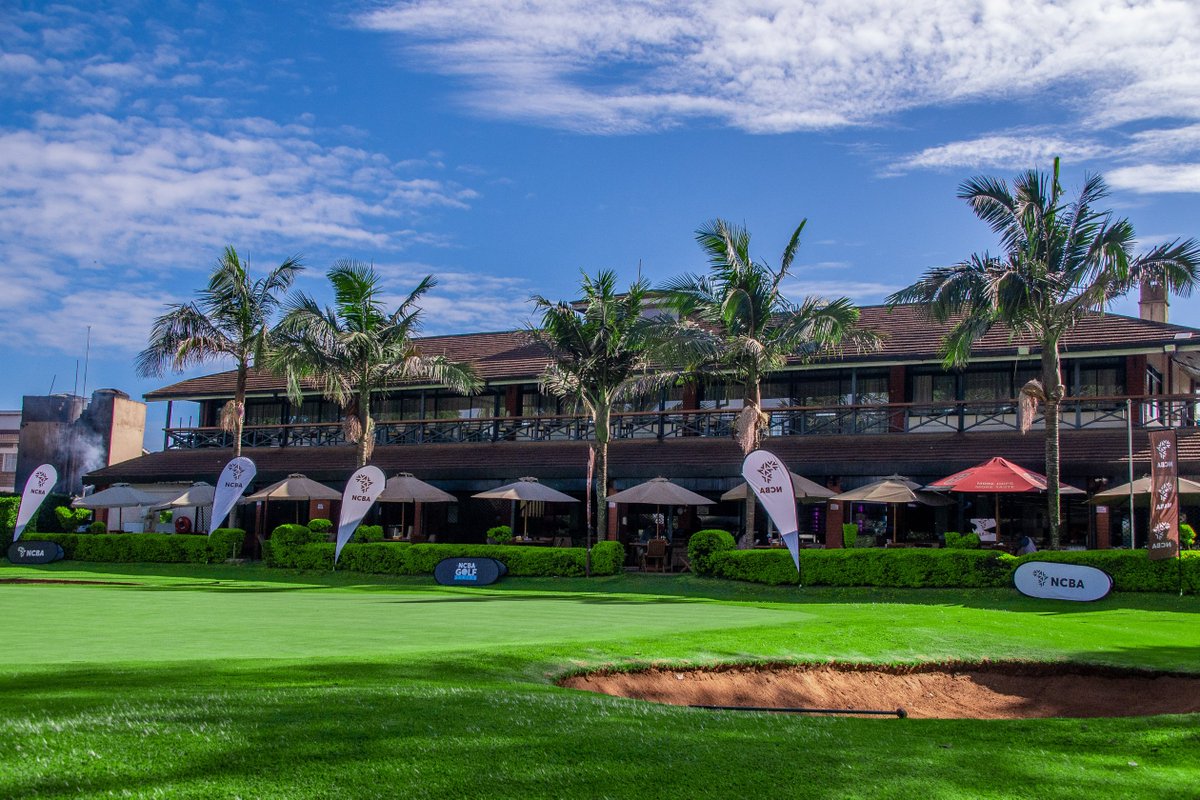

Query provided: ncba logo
[17,546,45,559]
[230,463,245,482]
[757,460,781,484]
[1158,482,1172,501]
[356,474,374,493]
[1032,567,1087,590]
[454,561,478,581]
[1156,439,1173,460]
[34,471,49,488]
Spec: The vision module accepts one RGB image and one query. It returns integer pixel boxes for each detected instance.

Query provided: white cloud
[374,262,537,334]
[357,0,1200,134]
[782,279,901,306]
[890,132,1111,174]
[1108,164,1200,194]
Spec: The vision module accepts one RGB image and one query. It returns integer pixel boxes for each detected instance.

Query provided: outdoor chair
[641,538,669,572]
[552,536,573,548]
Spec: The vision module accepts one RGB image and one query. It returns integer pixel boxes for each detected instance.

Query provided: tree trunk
[357,388,371,468]
[592,404,611,579]
[233,362,247,458]
[738,381,764,548]
[1042,344,1063,548]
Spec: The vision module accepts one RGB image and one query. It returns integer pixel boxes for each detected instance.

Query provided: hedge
[702,547,1199,593]
[269,539,626,577]
[708,548,1015,588]
[25,529,245,564]
[1012,550,1200,594]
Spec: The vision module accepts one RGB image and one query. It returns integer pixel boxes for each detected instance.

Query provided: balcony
[163,394,1200,450]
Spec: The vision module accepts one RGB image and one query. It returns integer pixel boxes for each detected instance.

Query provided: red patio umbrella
[926,457,1083,540]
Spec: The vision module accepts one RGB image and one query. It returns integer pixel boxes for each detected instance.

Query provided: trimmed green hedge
[270,539,626,577]
[1,492,84,537]
[704,547,1199,593]
[27,529,245,564]
[1013,550,1200,594]
[687,529,736,574]
[271,524,324,548]
[943,531,981,549]
[709,548,1015,588]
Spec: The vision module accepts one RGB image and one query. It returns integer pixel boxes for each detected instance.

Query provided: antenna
[73,359,79,396]
[81,326,91,399]
[48,374,56,394]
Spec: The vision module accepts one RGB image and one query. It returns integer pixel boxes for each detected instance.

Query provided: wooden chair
[641,538,669,572]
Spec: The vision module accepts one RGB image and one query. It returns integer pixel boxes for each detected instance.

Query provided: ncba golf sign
[7,540,64,564]
[434,557,507,586]
[1014,561,1113,602]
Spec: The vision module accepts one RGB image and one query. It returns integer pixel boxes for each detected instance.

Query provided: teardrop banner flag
[335,465,385,563]
[13,464,58,542]
[742,450,800,571]
[210,457,256,535]
[1148,429,1180,560]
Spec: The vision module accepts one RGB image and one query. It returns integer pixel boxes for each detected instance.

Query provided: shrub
[841,523,858,549]
[709,548,1016,588]
[270,539,626,577]
[55,506,92,531]
[87,521,108,534]
[209,528,245,560]
[1180,523,1196,550]
[943,531,981,549]
[272,523,324,547]
[1013,550,1200,594]
[487,525,513,544]
[355,524,384,543]
[308,518,333,534]
[33,531,245,564]
[0,496,20,538]
[688,529,736,575]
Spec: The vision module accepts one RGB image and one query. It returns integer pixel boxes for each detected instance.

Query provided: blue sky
[3,0,1200,450]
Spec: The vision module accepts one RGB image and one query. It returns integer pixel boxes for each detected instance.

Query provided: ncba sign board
[1013,561,1113,602]
[434,557,507,586]
[7,540,65,564]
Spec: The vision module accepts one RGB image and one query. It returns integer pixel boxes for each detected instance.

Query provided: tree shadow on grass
[2,652,1198,799]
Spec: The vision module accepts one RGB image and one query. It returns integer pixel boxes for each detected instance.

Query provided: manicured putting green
[0,576,811,665]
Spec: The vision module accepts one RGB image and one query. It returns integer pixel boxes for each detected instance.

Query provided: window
[910,372,955,405]
[1,452,15,472]
[244,401,284,426]
[290,398,340,423]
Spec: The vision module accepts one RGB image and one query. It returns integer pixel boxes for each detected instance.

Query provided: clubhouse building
[89,289,1200,553]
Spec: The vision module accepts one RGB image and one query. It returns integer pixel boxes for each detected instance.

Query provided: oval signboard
[434,557,507,586]
[1014,561,1113,602]
[7,540,65,565]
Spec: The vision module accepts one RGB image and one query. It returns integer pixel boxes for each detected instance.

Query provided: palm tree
[529,270,659,572]
[661,218,876,542]
[887,158,1200,547]
[270,260,481,467]
[136,246,303,457]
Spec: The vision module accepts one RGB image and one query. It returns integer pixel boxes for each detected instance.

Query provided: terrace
[162,393,1198,450]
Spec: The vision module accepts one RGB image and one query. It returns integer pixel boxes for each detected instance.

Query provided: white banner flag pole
[335,466,385,564]
[209,457,256,534]
[14,464,58,542]
[741,450,801,583]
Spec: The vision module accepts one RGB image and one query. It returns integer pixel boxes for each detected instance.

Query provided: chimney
[1139,278,1168,323]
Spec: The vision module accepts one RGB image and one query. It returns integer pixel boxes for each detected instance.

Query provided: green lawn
[1,562,1198,799]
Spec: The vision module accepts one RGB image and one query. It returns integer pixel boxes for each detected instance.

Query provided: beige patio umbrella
[607,477,711,539]
[377,472,457,537]
[244,473,341,524]
[721,471,834,502]
[73,482,162,533]
[151,481,216,533]
[473,477,578,536]
[1090,476,1200,507]
[832,475,954,544]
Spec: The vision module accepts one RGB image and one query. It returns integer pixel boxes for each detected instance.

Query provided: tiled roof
[144,307,1200,400]
[87,427,1200,489]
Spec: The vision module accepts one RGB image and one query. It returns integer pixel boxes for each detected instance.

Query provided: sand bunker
[561,663,1200,719]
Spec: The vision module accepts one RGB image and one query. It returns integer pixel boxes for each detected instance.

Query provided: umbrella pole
[995,495,1001,541]
[510,501,517,538]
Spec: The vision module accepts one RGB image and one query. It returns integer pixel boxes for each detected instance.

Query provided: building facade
[89,297,1200,551]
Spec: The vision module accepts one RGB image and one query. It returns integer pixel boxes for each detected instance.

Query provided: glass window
[795,374,848,406]
[1072,359,1124,397]
[374,392,422,422]
[1,452,15,472]
[760,379,793,409]
[244,401,284,426]
[963,370,1011,402]
[910,372,955,404]
[291,398,339,424]
[855,372,889,405]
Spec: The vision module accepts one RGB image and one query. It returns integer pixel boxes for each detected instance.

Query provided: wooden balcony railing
[163,394,1200,450]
